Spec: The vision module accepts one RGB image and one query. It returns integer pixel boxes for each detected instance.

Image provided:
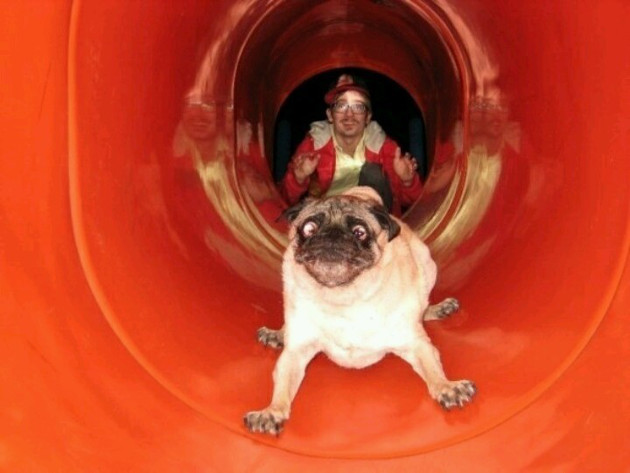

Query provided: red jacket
[280,121,422,215]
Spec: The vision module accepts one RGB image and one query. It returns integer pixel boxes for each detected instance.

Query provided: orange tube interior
[2,1,630,470]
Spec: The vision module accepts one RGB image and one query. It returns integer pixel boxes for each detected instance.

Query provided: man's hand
[292,152,320,184]
[393,147,418,186]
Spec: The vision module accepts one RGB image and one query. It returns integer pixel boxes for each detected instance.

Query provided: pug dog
[244,186,476,435]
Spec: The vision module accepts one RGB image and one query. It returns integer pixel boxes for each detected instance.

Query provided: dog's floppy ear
[369,205,401,241]
[277,198,314,223]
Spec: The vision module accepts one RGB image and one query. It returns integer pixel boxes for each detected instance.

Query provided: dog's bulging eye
[301,221,319,238]
[352,225,368,241]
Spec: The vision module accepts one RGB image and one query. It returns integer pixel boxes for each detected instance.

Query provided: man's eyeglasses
[470,99,508,113]
[185,99,216,112]
[331,102,369,114]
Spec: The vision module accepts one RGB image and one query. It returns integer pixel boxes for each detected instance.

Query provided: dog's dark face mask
[281,197,400,287]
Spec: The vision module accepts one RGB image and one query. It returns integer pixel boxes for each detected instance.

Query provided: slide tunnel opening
[272,67,429,183]
[62,0,629,463]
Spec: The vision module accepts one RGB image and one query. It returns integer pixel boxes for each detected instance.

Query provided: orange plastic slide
[1,1,629,471]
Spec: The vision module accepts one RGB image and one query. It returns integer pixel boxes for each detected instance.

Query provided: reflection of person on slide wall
[167,94,282,288]
[429,92,533,289]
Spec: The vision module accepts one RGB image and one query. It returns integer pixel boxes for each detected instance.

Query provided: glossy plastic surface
[1,1,629,471]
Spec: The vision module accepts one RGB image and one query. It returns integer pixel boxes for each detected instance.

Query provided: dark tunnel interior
[272,68,428,182]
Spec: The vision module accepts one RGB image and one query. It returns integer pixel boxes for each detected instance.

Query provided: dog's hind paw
[256,327,284,349]
[244,409,286,436]
[434,380,477,410]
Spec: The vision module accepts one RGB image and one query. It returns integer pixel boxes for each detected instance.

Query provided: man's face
[470,98,509,141]
[326,90,372,140]
[182,100,217,141]
[484,105,509,139]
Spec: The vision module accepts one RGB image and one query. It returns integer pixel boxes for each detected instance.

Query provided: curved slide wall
[1,1,629,471]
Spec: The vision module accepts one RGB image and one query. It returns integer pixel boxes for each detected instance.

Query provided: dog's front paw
[434,380,477,410]
[256,327,284,349]
[424,298,460,321]
[244,409,287,435]
[437,298,460,318]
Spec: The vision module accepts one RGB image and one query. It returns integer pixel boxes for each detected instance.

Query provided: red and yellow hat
[324,74,371,105]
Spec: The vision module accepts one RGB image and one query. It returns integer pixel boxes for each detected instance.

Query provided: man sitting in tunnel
[280,73,422,215]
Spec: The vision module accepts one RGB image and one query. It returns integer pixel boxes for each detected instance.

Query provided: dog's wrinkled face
[283,196,400,287]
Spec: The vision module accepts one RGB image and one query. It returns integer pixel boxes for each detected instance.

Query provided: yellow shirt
[325,131,367,197]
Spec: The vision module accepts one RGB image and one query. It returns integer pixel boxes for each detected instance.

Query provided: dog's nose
[320,225,349,240]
